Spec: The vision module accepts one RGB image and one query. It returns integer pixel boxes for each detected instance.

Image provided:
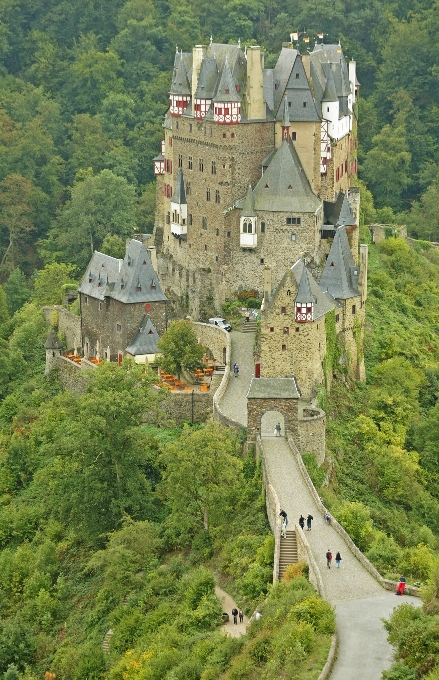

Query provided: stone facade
[248,396,299,442]
[154,41,359,318]
[297,405,326,466]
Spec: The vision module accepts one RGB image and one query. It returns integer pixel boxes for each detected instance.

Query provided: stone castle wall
[297,406,326,465]
[42,306,81,351]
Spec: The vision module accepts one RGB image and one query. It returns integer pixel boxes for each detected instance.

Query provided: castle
[153,38,360,321]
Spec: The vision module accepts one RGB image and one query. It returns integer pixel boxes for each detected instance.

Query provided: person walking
[335,551,342,568]
[234,364,239,377]
[326,549,332,569]
[275,422,281,437]
[299,515,305,530]
[325,511,331,525]
[306,514,313,531]
[231,607,238,624]
[279,509,288,526]
[239,608,244,623]
[245,310,250,323]
[396,576,406,595]
[281,520,287,538]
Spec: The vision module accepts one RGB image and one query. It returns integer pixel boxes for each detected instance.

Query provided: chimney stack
[192,45,206,101]
[246,46,266,120]
[263,264,272,303]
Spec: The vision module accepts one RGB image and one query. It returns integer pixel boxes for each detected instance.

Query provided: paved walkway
[218,329,421,679]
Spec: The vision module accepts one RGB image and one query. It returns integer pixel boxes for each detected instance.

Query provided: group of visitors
[231,607,244,624]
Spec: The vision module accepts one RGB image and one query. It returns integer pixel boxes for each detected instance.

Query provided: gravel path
[215,586,249,638]
[218,329,422,679]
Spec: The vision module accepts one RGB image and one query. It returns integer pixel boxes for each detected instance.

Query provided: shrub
[302,453,325,487]
[290,595,336,634]
[382,662,417,679]
[283,561,308,582]
[336,501,374,552]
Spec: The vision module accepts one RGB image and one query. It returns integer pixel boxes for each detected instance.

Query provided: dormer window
[137,281,141,291]
[151,280,156,290]
[225,88,230,94]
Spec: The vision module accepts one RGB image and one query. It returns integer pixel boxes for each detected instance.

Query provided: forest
[1,0,439,678]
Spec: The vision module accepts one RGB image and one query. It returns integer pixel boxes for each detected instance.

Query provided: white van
[208,317,232,332]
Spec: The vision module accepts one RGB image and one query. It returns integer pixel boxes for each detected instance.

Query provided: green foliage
[100,233,126,259]
[4,268,31,315]
[32,262,78,306]
[302,453,325,488]
[336,501,374,552]
[157,320,205,379]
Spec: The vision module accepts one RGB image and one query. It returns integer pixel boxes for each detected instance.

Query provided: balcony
[240,232,257,248]
[171,222,187,237]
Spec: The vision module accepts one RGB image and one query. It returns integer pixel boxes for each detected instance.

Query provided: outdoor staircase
[102,628,113,654]
[242,318,257,333]
[279,530,298,579]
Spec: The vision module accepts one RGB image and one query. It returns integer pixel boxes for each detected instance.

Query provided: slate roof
[252,139,321,213]
[322,67,338,103]
[272,48,298,112]
[110,239,167,304]
[240,185,256,217]
[281,96,290,127]
[291,259,336,320]
[195,56,218,98]
[45,329,63,350]
[263,69,275,111]
[247,376,300,399]
[125,316,160,356]
[213,58,241,102]
[319,226,360,299]
[295,263,315,304]
[78,251,122,301]
[323,192,356,227]
[310,44,352,119]
[172,168,186,204]
[274,55,320,123]
[170,53,191,95]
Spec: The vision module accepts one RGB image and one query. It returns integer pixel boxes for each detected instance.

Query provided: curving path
[219,330,421,679]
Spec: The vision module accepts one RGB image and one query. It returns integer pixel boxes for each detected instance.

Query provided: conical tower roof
[45,329,63,350]
[253,139,321,213]
[213,58,240,102]
[319,226,359,299]
[172,169,186,204]
[322,67,338,103]
[295,262,315,304]
[170,54,191,96]
[240,185,256,217]
[195,56,218,98]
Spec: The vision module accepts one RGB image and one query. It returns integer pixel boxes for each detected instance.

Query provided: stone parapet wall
[52,355,96,393]
[158,389,212,425]
[286,434,419,597]
[295,523,326,598]
[297,405,326,465]
[369,223,407,244]
[257,436,280,583]
[192,322,231,367]
[42,306,81,351]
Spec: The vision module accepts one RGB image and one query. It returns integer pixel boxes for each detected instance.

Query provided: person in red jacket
[396,576,406,595]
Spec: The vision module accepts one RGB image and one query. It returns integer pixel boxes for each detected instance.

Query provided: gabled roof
[195,56,218,98]
[272,48,298,112]
[45,329,63,350]
[170,54,191,96]
[319,226,360,300]
[172,168,186,205]
[126,316,160,356]
[323,192,356,227]
[291,259,336,320]
[110,239,167,304]
[213,58,240,102]
[310,44,352,117]
[241,185,256,217]
[78,251,122,301]
[253,140,321,213]
[295,264,315,304]
[275,57,320,123]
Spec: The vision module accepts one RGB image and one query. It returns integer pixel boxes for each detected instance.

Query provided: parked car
[208,317,232,332]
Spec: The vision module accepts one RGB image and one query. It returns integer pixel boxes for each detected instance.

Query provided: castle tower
[170,169,188,238]
[295,265,315,322]
[240,185,257,249]
[169,53,191,116]
[45,328,63,375]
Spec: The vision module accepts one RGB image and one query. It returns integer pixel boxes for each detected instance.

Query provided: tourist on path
[279,509,288,525]
[275,422,281,436]
[281,520,287,538]
[326,549,332,569]
[299,515,305,530]
[325,511,331,524]
[239,608,244,623]
[335,551,342,568]
[245,310,250,323]
[232,607,238,624]
[396,576,406,595]
[306,514,313,530]
[234,364,239,377]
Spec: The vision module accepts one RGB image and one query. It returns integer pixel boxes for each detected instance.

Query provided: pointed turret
[213,58,241,124]
[169,54,191,116]
[170,169,188,237]
[319,226,360,299]
[295,262,315,322]
[194,56,218,119]
[240,185,256,217]
[281,96,290,141]
[45,329,64,375]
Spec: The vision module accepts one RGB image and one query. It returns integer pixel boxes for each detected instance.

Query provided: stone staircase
[279,530,298,579]
[102,628,113,654]
[241,318,257,333]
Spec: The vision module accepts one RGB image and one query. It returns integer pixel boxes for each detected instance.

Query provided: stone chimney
[148,245,158,272]
[263,264,272,303]
[246,46,266,120]
[192,45,206,101]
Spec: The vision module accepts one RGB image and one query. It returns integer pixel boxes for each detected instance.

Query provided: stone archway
[261,409,286,438]
[247,377,300,442]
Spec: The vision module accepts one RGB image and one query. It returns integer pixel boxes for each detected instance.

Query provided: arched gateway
[246,377,300,442]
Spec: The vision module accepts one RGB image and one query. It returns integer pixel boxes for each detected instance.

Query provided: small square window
[98,302,102,311]
[231,132,235,139]
[261,222,265,233]
[189,124,192,132]
[269,327,274,332]
[216,228,219,236]
[85,296,88,305]
[205,244,207,251]
[303,102,307,108]
[283,327,289,334]
[295,73,300,79]
[227,231,231,237]
[335,314,340,322]
[352,304,356,315]
[292,132,296,140]
[282,344,287,351]
[291,233,296,241]
[295,327,299,332]
[222,132,226,138]
[145,303,151,312]
[116,323,122,332]
[260,258,264,264]
[281,306,286,314]
[215,255,218,261]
